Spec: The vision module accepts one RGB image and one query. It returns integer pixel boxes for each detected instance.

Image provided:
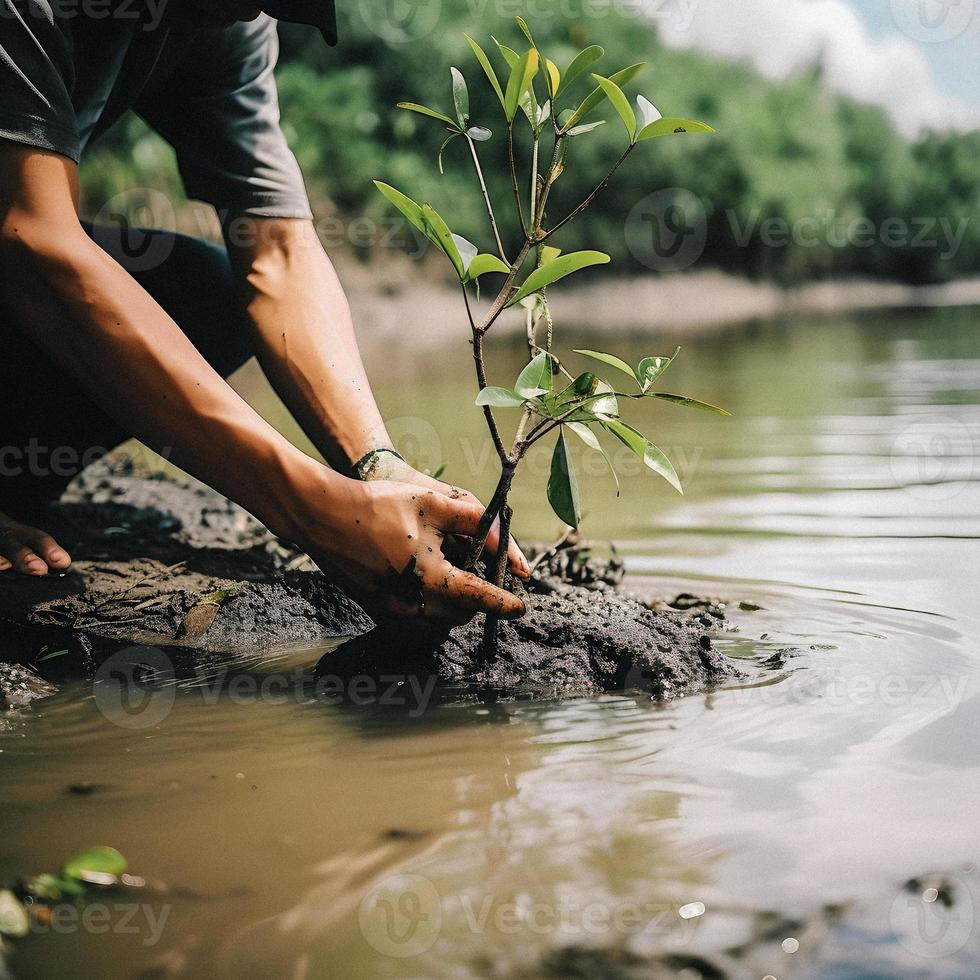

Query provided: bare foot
[0,511,72,575]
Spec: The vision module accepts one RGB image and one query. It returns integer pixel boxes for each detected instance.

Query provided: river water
[2,308,978,978]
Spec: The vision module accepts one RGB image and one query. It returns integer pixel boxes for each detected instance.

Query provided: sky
[655,0,980,137]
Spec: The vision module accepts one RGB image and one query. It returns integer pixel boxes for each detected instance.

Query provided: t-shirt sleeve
[0,0,80,160]
[137,15,312,220]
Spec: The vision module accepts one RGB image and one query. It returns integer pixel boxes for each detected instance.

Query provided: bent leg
[0,224,254,519]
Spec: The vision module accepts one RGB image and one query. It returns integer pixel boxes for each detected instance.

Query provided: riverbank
[338,265,980,348]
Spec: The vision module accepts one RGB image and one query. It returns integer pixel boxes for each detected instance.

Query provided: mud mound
[0,466,736,700]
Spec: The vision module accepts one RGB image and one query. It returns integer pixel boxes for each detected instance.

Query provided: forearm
[226,218,391,472]
[2,223,335,537]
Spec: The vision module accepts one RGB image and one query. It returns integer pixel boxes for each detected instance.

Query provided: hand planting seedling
[374,17,730,649]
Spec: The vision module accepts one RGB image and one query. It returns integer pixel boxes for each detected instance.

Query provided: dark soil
[0,466,737,703]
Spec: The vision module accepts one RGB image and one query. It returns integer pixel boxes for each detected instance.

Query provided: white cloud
[656,0,980,137]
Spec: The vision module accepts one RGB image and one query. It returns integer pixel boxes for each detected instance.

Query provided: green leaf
[515,351,553,397]
[504,48,539,123]
[574,349,638,384]
[465,34,506,110]
[450,67,469,129]
[467,125,492,141]
[451,233,478,275]
[466,253,510,279]
[566,120,606,137]
[538,245,562,265]
[507,250,610,307]
[589,379,619,418]
[515,15,536,47]
[36,648,69,661]
[475,386,526,408]
[396,102,458,128]
[544,59,561,98]
[652,393,731,415]
[436,132,459,174]
[561,62,645,132]
[63,845,128,883]
[373,181,426,234]
[600,418,683,493]
[566,422,620,493]
[637,346,680,390]
[557,45,604,95]
[565,420,601,451]
[547,431,581,527]
[637,116,715,141]
[591,74,636,141]
[635,94,661,131]
[421,204,465,278]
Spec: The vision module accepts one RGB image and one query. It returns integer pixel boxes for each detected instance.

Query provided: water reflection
[2,308,979,978]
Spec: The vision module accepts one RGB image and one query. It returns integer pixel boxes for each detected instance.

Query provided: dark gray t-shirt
[0,0,312,219]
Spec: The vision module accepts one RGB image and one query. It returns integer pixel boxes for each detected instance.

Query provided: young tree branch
[466,135,508,263]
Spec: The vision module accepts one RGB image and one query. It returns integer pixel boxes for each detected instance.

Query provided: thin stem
[507,124,528,238]
[471,331,508,464]
[481,500,512,657]
[465,464,515,570]
[535,136,564,228]
[542,144,635,242]
[462,284,507,462]
[529,134,539,229]
[466,136,508,263]
[477,239,531,334]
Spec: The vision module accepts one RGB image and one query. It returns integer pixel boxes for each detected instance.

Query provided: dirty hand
[297,477,527,625]
[357,453,531,581]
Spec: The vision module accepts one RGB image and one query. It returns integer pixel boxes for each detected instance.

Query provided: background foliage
[79,0,980,285]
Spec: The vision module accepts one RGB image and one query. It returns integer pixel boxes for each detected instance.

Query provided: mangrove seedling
[374,18,730,650]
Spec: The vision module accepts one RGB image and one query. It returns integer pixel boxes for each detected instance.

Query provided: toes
[28,530,71,570]
[0,522,71,575]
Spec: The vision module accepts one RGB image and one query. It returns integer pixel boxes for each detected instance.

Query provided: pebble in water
[781,937,800,953]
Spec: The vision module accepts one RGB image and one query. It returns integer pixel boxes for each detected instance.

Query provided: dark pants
[0,224,253,516]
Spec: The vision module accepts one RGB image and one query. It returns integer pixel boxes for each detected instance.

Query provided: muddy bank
[0,467,735,702]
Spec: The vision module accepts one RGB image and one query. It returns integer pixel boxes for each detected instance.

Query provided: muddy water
[2,308,979,978]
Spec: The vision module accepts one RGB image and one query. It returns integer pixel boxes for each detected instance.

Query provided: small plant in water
[374,18,730,649]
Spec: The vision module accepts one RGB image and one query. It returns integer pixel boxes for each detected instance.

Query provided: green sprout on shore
[374,18,729,647]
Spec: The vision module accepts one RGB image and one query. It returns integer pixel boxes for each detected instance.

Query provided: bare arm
[0,145,523,622]
[224,216,529,574]
[224,217,390,472]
